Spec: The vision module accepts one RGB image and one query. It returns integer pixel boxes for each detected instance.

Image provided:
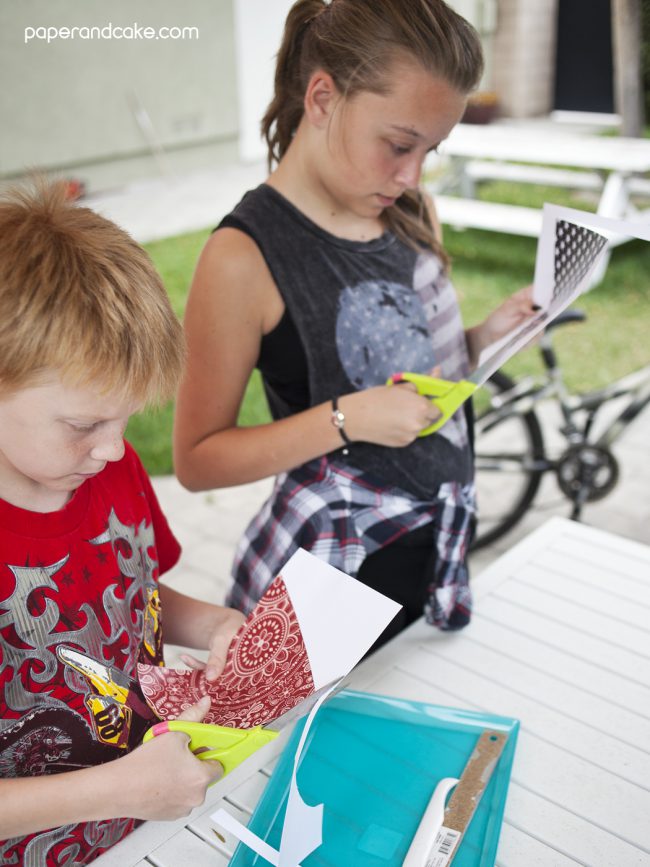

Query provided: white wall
[1,0,501,190]
[1,0,238,189]
[450,0,498,89]
[234,0,294,162]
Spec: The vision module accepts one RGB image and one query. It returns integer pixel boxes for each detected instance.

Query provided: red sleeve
[123,442,182,577]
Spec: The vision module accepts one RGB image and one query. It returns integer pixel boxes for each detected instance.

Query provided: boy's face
[0,373,142,512]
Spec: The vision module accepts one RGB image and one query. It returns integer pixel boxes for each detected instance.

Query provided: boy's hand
[119,696,222,821]
[180,607,246,681]
[159,587,247,681]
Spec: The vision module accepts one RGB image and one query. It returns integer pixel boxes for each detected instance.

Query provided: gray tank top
[219,184,473,499]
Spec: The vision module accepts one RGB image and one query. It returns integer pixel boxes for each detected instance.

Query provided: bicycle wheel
[472,371,545,550]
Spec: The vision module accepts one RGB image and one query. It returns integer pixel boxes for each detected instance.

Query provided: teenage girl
[174,0,536,642]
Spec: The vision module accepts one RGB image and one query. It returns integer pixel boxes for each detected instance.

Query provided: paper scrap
[212,808,281,865]
[277,682,334,866]
[212,681,340,867]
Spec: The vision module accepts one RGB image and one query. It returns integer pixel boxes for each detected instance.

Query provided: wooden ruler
[403,729,509,866]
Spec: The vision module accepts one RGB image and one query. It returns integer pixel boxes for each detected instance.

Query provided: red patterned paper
[138,576,314,728]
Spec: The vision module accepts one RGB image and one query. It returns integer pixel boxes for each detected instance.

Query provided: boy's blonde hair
[0,180,184,402]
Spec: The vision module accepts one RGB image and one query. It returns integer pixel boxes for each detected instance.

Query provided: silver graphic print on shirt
[335,254,469,450]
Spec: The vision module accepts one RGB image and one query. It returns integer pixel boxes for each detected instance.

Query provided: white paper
[280,548,401,689]
[212,681,340,867]
[210,549,401,865]
[277,682,337,866]
[211,807,281,865]
[471,204,650,386]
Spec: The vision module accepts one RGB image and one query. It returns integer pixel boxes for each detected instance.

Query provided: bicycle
[472,309,650,549]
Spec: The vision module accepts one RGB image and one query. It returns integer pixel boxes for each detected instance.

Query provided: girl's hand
[118,697,223,821]
[180,607,246,682]
[466,285,538,366]
[342,382,441,447]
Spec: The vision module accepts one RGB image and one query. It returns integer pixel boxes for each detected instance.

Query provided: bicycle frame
[485,300,650,425]
[575,369,650,449]
[493,353,650,453]
[472,315,650,547]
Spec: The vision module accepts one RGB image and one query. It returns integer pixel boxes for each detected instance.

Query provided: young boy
[0,182,245,865]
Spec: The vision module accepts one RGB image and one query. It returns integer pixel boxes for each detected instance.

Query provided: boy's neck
[0,468,73,513]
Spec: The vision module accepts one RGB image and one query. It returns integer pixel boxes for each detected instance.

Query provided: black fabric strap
[332,396,352,446]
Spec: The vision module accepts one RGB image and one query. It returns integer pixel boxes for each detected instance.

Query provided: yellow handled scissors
[141,681,342,777]
[386,372,477,435]
[142,719,278,777]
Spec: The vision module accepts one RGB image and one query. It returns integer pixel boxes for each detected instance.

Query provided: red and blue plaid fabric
[226,457,476,630]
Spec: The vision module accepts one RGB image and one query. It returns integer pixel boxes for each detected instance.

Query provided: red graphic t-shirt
[0,442,181,866]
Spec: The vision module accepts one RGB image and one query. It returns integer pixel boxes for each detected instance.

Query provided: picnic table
[94,516,650,866]
[430,123,650,284]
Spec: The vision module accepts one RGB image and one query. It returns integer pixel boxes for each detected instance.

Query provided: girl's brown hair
[262,0,484,259]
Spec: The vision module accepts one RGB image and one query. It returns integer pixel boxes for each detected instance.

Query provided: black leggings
[355,522,435,652]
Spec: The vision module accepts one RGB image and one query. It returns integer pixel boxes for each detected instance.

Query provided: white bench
[450,159,650,200]
[435,195,543,237]
[428,123,650,284]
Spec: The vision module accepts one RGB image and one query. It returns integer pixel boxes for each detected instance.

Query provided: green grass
[448,180,650,391]
[127,184,650,475]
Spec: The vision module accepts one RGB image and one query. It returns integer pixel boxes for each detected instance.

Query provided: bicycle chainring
[556,445,620,502]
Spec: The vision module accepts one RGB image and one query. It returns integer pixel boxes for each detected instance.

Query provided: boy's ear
[303,69,340,127]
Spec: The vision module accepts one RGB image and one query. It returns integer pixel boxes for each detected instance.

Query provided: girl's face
[318,60,467,220]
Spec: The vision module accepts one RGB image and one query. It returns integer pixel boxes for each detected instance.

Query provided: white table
[95,516,650,866]
[430,123,650,284]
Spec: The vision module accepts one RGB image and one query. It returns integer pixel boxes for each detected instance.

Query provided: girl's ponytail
[261,0,328,168]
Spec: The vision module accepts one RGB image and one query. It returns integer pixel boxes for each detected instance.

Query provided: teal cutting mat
[230,690,519,866]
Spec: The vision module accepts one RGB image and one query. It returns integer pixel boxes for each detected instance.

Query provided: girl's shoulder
[193,200,284,333]
[209,185,288,265]
[188,234,262,320]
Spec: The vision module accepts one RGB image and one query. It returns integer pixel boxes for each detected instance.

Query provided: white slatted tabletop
[95,517,650,867]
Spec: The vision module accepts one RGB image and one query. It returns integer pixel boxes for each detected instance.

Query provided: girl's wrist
[331,395,352,452]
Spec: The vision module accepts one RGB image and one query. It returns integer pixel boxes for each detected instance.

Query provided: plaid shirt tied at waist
[227,457,477,630]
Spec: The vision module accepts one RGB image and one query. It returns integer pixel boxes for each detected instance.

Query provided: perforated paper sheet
[473,204,650,385]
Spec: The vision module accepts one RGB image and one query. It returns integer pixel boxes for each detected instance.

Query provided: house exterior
[2,0,240,191]
[1,0,613,194]
[493,0,614,119]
